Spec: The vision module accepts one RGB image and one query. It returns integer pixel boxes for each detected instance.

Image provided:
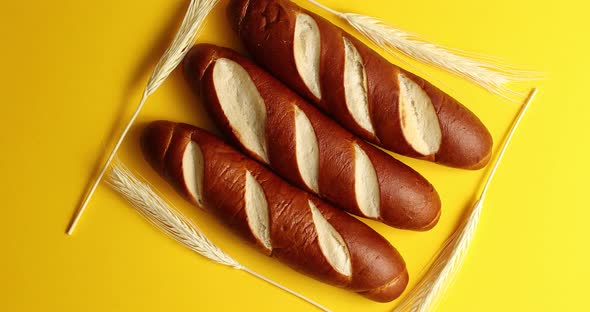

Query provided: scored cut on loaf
[141,121,409,302]
[228,0,493,170]
[184,44,441,231]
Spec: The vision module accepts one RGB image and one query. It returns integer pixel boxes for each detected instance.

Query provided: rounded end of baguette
[464,141,493,170]
[431,95,494,170]
[437,123,493,170]
[359,268,409,302]
[184,44,220,94]
[227,0,250,33]
[413,197,442,232]
[410,189,442,231]
[380,179,442,231]
[141,121,177,172]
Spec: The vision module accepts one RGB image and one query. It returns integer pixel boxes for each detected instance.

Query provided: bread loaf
[228,0,493,169]
[141,121,409,302]
[184,44,441,231]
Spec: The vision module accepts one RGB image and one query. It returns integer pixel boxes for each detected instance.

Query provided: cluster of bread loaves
[140,0,493,302]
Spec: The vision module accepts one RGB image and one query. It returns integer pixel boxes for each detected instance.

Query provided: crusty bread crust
[141,121,409,301]
[229,0,493,169]
[184,44,441,231]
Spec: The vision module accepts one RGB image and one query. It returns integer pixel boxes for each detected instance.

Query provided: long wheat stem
[67,0,220,235]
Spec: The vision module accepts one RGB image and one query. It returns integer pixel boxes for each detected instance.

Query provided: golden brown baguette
[141,121,409,302]
[228,0,493,169]
[184,44,441,231]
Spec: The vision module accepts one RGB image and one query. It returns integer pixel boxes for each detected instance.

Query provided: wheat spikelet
[394,199,483,312]
[145,0,220,96]
[107,159,331,312]
[107,159,239,267]
[306,0,540,102]
[393,89,537,312]
[68,0,220,235]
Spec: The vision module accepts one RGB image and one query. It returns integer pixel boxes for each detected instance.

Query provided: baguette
[228,0,493,169]
[184,44,441,231]
[141,121,409,302]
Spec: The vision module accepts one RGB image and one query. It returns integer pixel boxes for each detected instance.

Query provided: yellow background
[1,0,587,311]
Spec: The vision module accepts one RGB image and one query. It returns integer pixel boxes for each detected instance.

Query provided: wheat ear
[393,88,538,312]
[107,159,331,312]
[67,0,220,235]
[306,0,539,102]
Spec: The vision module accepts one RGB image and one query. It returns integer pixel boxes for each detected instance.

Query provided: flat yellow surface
[0,0,587,311]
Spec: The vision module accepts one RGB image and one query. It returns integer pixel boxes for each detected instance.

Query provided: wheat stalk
[144,0,219,97]
[107,160,239,267]
[393,88,538,312]
[306,0,539,102]
[106,159,331,312]
[67,0,220,235]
